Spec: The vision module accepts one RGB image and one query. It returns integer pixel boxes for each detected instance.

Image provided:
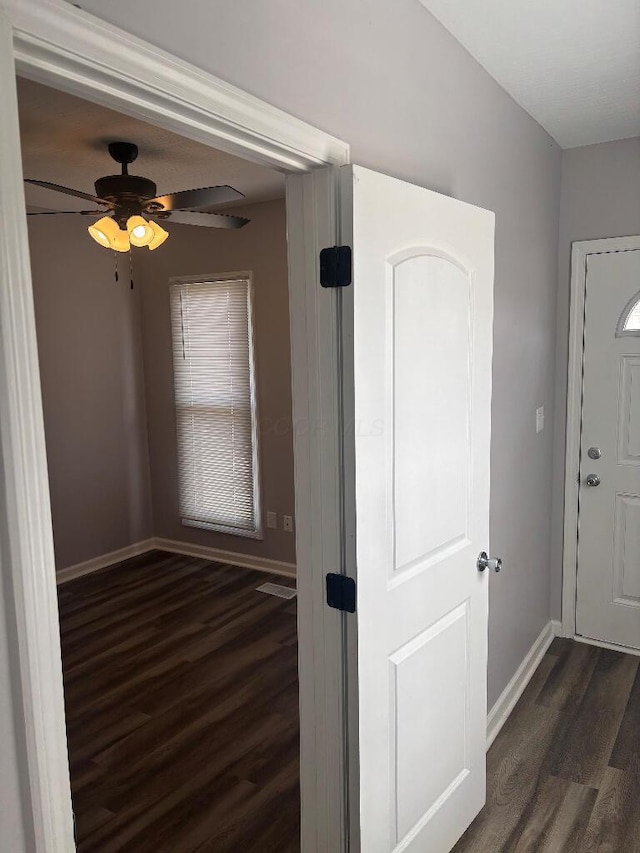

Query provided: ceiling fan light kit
[87,214,168,252]
[27,140,249,256]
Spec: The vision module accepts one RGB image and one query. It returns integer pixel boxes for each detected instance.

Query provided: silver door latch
[477,551,502,573]
[585,474,601,487]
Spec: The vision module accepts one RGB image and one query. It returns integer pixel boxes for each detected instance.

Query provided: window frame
[169,271,263,540]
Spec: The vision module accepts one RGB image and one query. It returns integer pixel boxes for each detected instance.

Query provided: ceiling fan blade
[26,210,107,216]
[154,210,250,229]
[147,185,245,212]
[24,179,110,206]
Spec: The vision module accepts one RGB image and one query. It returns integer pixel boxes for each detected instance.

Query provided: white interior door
[576,247,640,649]
[339,166,495,852]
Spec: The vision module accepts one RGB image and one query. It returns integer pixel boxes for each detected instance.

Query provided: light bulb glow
[88,216,119,248]
[127,215,154,248]
[92,229,110,247]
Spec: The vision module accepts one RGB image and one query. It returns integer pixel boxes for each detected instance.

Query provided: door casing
[561,235,640,649]
[0,1,350,850]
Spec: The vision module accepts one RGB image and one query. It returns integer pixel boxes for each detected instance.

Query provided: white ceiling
[17,77,285,211]
[418,0,640,149]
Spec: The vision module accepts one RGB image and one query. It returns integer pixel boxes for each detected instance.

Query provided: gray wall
[78,0,561,707]
[29,201,294,571]
[137,199,296,565]
[28,215,153,569]
[550,137,640,618]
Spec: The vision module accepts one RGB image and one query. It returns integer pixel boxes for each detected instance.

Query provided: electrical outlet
[283,515,294,533]
[266,511,277,529]
[536,406,544,433]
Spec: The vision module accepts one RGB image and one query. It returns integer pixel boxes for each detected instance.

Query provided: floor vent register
[256,582,297,600]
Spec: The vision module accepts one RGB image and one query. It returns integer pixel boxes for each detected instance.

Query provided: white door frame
[0,1,350,850]
[561,235,640,642]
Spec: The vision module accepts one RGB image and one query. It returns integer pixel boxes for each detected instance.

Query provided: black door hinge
[326,573,356,613]
[320,245,352,288]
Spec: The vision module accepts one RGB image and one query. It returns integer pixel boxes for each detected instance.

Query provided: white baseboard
[57,536,296,584]
[56,539,156,584]
[486,620,557,749]
[153,538,296,578]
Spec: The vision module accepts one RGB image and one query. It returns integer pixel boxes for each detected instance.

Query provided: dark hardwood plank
[534,639,599,713]
[66,709,151,765]
[582,756,640,852]
[485,653,558,775]
[549,648,637,787]
[454,639,640,853]
[453,685,565,849]
[58,551,299,853]
[546,637,571,657]
[511,775,597,853]
[609,664,640,770]
[74,807,115,840]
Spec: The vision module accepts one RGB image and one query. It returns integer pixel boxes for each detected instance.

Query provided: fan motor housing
[94,174,158,205]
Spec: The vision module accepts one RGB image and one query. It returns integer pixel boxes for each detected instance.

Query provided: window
[617,291,640,336]
[170,273,262,538]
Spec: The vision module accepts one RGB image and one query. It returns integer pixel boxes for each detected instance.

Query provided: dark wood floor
[60,555,640,853]
[57,550,300,853]
[453,637,640,853]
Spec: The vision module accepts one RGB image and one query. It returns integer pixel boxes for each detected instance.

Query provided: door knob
[477,551,502,573]
[585,474,601,487]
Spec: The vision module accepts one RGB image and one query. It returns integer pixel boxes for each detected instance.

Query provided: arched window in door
[617,291,640,336]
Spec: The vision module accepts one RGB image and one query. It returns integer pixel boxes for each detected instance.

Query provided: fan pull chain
[129,249,134,290]
[114,251,119,284]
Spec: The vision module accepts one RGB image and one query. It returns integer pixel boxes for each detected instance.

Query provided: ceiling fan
[25,141,250,252]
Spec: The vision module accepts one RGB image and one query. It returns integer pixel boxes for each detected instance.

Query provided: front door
[576,245,640,648]
[339,166,495,852]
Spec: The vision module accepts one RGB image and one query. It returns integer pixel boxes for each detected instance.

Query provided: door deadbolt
[587,447,601,460]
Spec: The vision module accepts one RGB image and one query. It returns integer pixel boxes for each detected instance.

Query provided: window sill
[181,517,264,541]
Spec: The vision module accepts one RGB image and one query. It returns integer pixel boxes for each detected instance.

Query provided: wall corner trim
[550,619,563,637]
[56,537,296,585]
[486,620,558,749]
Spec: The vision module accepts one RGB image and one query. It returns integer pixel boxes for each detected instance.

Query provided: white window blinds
[170,275,261,538]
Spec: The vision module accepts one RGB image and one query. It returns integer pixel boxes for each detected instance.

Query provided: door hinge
[326,573,356,613]
[319,245,352,288]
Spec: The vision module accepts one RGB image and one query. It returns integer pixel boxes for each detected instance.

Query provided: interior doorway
[19,75,301,851]
[563,236,640,651]
[0,5,350,848]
